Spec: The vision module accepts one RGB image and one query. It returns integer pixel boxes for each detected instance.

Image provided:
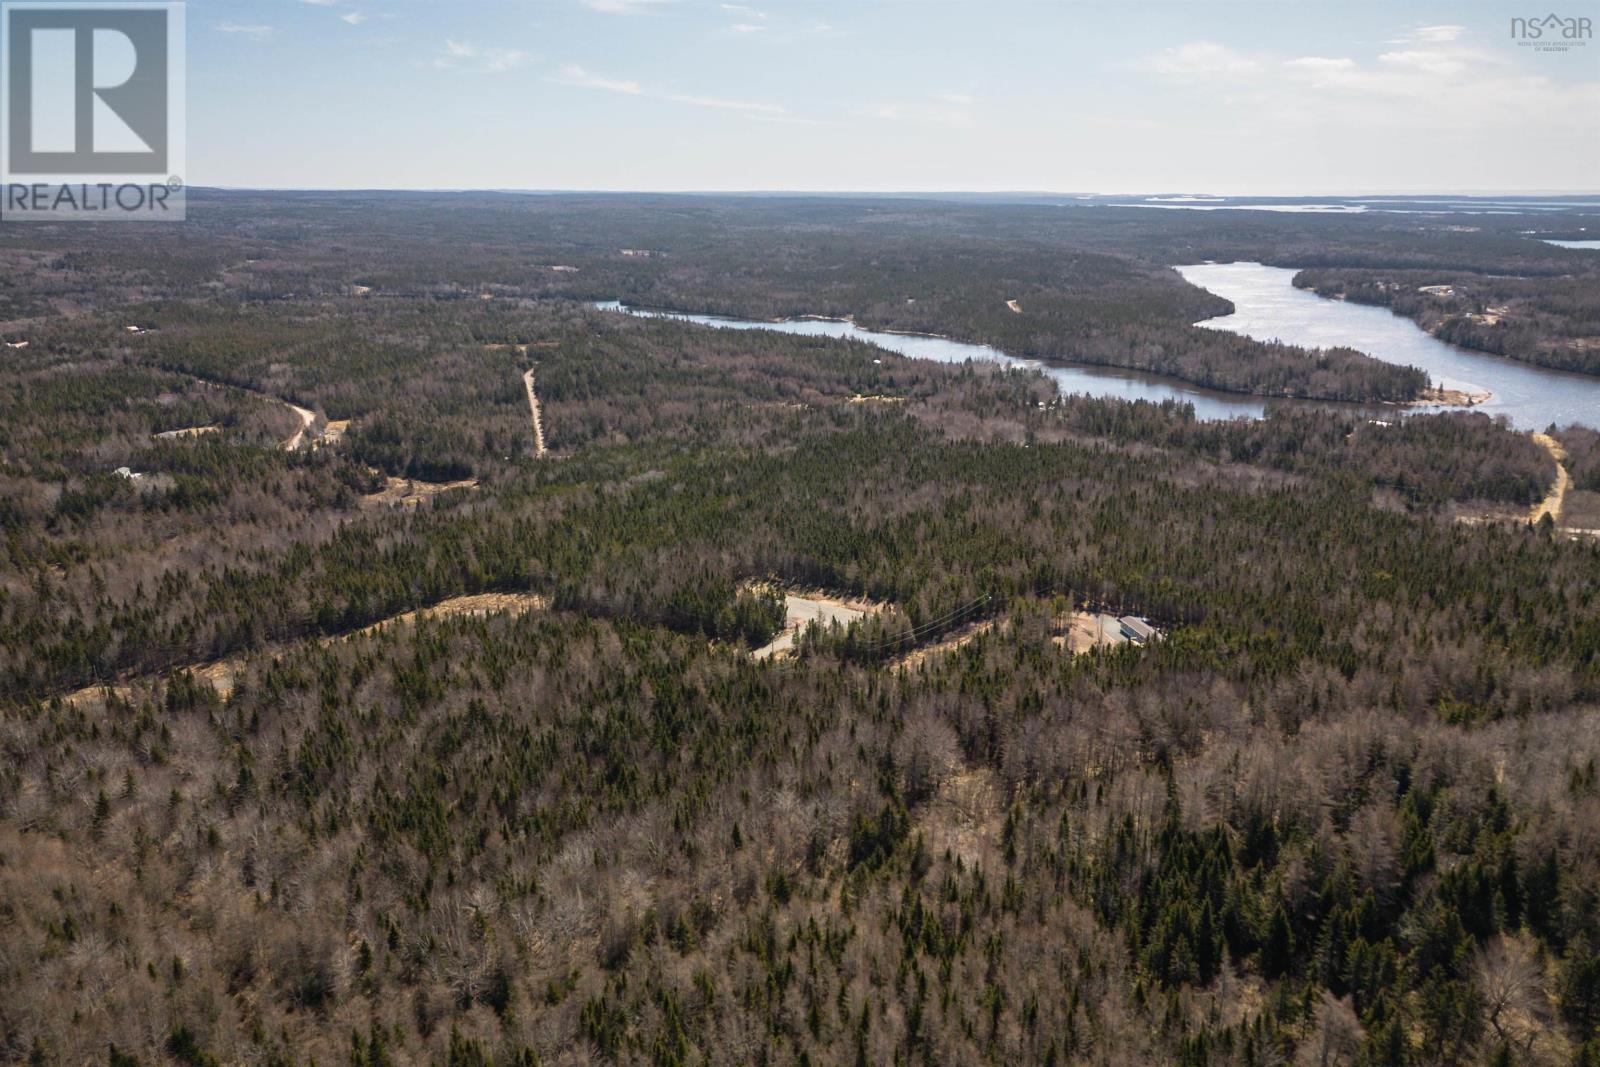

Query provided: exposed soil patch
[751,590,879,660]
[1412,387,1492,408]
[361,475,479,509]
[343,591,549,639]
[1051,611,1161,654]
[319,419,351,447]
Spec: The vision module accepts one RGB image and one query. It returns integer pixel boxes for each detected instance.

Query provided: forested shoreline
[1294,268,1600,377]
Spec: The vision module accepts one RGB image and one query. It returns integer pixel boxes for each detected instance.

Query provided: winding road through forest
[281,399,318,450]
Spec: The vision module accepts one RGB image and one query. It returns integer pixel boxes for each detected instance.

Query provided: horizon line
[190,187,1600,199]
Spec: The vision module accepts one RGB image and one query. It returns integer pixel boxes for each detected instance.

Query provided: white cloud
[1278,35,1507,96]
[720,4,767,17]
[340,12,366,25]
[1281,56,1357,85]
[436,39,533,73]
[752,113,844,128]
[664,92,781,114]
[729,22,763,33]
[216,22,273,39]
[1388,24,1465,45]
[1144,25,1573,128]
[1141,42,1259,79]
[299,0,338,5]
[1376,48,1477,77]
[580,0,673,13]
[553,63,643,94]
[554,63,793,118]
[1284,57,1354,73]
[1114,22,1597,193]
[1242,25,1600,152]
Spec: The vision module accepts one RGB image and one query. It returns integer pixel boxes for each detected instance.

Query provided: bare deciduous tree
[1473,934,1545,1053]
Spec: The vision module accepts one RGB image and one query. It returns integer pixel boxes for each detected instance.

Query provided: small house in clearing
[1118,616,1157,645]
[1096,615,1127,645]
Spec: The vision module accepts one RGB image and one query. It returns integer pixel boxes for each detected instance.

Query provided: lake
[1543,239,1600,249]
[1176,262,1600,431]
[599,262,1600,431]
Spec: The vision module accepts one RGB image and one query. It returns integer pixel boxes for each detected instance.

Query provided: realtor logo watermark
[1511,12,1592,51]
[1,2,185,221]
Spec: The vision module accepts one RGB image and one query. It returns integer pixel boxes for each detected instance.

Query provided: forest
[1293,268,1600,376]
[1,193,1598,1067]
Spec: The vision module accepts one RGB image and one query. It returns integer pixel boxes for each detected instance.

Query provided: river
[595,300,1270,420]
[598,261,1600,431]
[1176,262,1600,431]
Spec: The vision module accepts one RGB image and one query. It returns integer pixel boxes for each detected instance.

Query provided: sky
[187,0,1600,194]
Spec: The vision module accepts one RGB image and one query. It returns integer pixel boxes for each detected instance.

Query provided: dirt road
[168,372,321,451]
[281,400,318,450]
[153,425,219,440]
[1530,433,1570,526]
[523,368,547,457]
[60,591,548,707]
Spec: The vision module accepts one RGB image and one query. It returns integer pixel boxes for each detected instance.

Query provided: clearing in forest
[343,591,549,640]
[751,591,878,660]
[362,475,480,508]
[320,419,351,446]
[1052,611,1162,654]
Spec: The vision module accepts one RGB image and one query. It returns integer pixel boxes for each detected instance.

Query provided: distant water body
[1114,198,1600,216]
[1176,262,1600,431]
[1543,239,1600,249]
[595,301,1271,421]
[598,263,1600,432]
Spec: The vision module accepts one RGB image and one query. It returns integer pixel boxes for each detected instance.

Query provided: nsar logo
[1510,12,1593,51]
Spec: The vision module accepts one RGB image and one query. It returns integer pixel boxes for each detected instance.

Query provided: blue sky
[189,0,1599,192]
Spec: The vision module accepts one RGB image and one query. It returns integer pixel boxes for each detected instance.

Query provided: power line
[839,592,997,653]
